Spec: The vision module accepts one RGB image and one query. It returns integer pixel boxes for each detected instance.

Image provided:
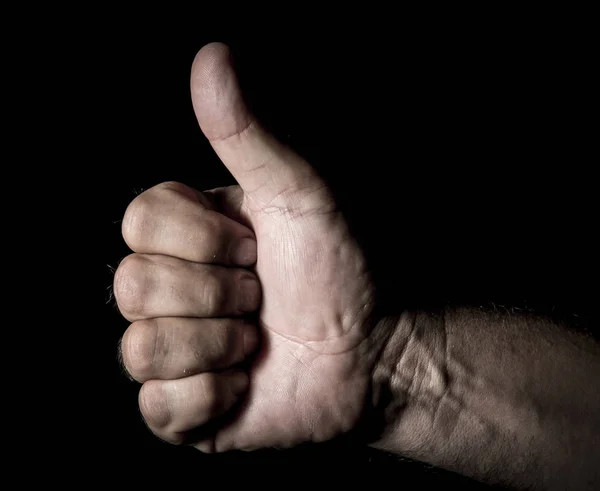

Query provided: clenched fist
[114,42,400,452]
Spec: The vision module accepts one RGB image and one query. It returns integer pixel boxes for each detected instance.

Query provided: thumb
[190,42,322,206]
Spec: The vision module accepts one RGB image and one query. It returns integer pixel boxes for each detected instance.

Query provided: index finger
[122,181,256,266]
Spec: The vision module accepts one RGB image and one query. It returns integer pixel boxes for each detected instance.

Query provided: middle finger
[114,253,261,321]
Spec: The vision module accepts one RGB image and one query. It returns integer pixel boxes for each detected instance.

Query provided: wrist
[368,309,449,459]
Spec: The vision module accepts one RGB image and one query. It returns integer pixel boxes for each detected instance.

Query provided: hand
[114,42,396,452]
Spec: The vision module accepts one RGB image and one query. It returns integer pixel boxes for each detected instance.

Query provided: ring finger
[120,317,259,382]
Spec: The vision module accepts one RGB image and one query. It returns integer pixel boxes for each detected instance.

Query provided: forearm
[371,307,600,490]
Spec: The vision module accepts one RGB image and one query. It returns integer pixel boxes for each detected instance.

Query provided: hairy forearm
[371,307,600,490]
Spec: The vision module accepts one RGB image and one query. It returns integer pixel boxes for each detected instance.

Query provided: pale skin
[114,43,600,489]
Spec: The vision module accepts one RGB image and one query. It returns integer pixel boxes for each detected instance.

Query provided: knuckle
[113,254,149,318]
[122,181,212,254]
[155,181,214,210]
[155,181,200,202]
[121,320,159,381]
[154,180,188,194]
[139,381,170,429]
[122,193,154,250]
[122,182,193,243]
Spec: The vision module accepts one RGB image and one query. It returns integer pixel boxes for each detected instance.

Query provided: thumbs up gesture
[114,43,397,452]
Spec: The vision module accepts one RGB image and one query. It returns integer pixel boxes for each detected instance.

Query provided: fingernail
[230,371,249,396]
[238,274,261,313]
[232,237,257,266]
[243,326,259,355]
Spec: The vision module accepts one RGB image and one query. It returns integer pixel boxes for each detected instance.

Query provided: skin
[114,42,391,451]
[114,43,600,489]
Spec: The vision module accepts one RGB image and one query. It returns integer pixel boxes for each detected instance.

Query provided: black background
[44,18,596,488]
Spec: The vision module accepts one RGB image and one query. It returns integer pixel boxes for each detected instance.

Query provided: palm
[212,187,377,450]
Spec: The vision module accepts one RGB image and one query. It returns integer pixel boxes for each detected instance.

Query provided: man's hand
[114,42,600,489]
[114,42,400,451]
